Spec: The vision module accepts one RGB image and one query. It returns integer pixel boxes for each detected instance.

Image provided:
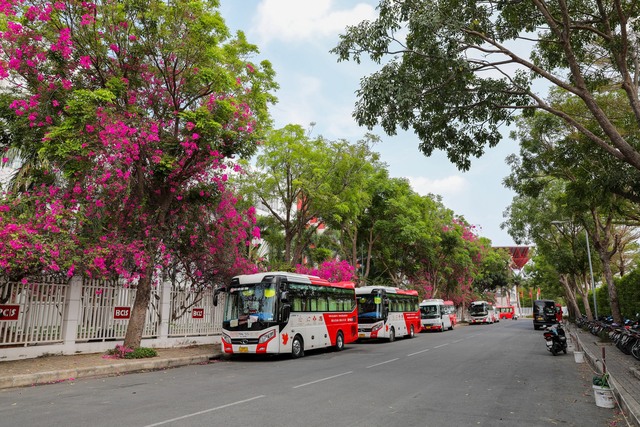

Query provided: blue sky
[219,0,520,247]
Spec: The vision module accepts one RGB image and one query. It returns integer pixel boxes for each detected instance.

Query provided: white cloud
[407,175,468,199]
[253,0,377,45]
[270,74,322,128]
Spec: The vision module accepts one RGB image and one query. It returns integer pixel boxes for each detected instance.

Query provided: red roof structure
[494,246,531,270]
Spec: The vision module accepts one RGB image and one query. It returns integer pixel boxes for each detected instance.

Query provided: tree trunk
[597,249,623,324]
[559,275,581,320]
[123,273,152,349]
[576,277,594,321]
[590,212,623,324]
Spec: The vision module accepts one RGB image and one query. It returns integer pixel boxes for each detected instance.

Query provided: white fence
[0,276,222,361]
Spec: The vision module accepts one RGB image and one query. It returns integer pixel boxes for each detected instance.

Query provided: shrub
[105,345,157,359]
[124,347,158,359]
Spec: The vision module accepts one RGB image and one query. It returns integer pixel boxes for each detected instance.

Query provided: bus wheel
[335,331,345,351]
[408,325,415,338]
[388,327,395,343]
[292,335,304,358]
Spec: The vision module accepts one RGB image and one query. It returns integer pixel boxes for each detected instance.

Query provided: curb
[0,354,218,390]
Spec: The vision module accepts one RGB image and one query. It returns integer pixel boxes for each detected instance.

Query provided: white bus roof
[420,299,445,305]
[355,286,418,296]
[356,285,399,294]
[233,271,325,285]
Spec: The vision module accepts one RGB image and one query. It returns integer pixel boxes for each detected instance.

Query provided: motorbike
[543,323,567,356]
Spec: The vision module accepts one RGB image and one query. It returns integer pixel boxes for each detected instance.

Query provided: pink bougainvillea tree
[412,218,485,306]
[295,259,356,283]
[0,0,277,348]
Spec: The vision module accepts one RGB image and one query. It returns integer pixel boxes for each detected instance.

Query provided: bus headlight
[258,329,276,344]
[222,333,232,344]
[371,323,383,332]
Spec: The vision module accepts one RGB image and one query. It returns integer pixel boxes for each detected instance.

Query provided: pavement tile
[568,323,640,427]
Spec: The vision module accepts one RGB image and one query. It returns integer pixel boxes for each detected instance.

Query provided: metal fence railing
[168,287,220,337]
[0,276,220,348]
[0,276,68,345]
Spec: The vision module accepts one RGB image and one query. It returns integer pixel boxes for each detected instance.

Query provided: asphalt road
[0,320,617,426]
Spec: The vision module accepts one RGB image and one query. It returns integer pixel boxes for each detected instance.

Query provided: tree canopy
[0,0,277,348]
[332,0,640,172]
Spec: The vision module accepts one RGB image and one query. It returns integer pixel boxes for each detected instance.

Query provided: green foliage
[333,0,640,176]
[107,344,157,359]
[474,248,511,292]
[613,268,640,319]
[124,347,158,359]
[593,373,610,388]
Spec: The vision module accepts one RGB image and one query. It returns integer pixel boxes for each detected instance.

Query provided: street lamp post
[584,231,598,320]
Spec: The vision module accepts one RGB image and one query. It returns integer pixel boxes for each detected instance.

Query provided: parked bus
[533,299,558,330]
[443,300,458,327]
[215,272,358,358]
[469,301,496,324]
[419,299,452,332]
[496,305,517,320]
[356,286,421,341]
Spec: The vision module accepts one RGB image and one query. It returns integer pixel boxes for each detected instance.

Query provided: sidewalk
[568,323,640,427]
[0,344,223,390]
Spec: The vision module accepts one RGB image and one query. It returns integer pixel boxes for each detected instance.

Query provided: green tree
[332,0,640,175]
[242,125,379,268]
[504,92,640,323]
[503,183,598,320]
[474,247,512,294]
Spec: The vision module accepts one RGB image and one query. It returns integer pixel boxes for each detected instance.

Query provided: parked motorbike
[543,323,567,356]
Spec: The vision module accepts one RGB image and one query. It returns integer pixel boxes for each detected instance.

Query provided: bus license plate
[358,333,366,338]
[239,346,248,353]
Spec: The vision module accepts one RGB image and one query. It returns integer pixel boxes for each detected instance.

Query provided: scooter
[543,323,567,356]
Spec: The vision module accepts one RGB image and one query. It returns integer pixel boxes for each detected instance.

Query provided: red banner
[113,306,131,319]
[192,308,204,319]
[0,305,20,321]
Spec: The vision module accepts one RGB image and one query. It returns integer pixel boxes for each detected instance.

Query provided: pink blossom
[79,55,92,68]
[80,14,94,26]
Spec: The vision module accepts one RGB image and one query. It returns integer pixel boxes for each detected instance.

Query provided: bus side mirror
[213,286,225,307]
[281,291,288,302]
[282,304,291,322]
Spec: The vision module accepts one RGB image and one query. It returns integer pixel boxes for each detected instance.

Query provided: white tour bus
[419,298,453,332]
[355,286,421,342]
[469,300,496,324]
[214,272,358,358]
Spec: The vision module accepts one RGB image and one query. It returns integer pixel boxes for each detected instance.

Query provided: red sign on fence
[0,304,20,321]
[192,308,204,319]
[114,306,131,319]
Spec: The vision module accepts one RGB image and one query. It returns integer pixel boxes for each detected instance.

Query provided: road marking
[434,343,449,349]
[144,395,265,427]
[407,348,430,356]
[452,339,463,343]
[366,358,399,368]
[293,371,353,389]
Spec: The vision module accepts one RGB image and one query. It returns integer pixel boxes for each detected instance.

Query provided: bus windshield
[420,305,439,318]
[224,283,277,329]
[469,303,488,315]
[357,294,383,321]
